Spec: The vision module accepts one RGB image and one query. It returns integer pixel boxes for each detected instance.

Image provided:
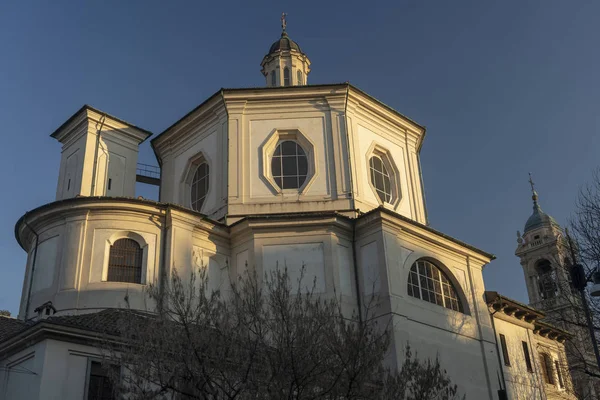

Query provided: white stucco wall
[18,200,166,319]
[262,242,326,293]
[0,344,42,400]
[492,314,574,399]
[355,212,501,399]
[346,96,426,223]
[0,339,108,400]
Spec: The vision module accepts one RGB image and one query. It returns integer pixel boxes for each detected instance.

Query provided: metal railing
[136,163,160,186]
[136,163,160,179]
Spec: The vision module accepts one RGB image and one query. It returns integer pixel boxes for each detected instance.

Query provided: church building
[0,19,580,400]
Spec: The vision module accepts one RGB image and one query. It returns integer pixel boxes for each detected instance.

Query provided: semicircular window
[271,140,308,190]
[191,162,209,212]
[369,155,392,203]
[407,259,464,313]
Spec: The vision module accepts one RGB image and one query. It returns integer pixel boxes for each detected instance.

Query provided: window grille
[369,156,392,203]
[87,361,117,400]
[407,260,464,313]
[107,238,143,284]
[191,162,209,212]
[271,140,308,189]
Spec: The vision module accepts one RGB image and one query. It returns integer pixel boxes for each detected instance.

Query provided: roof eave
[50,104,153,142]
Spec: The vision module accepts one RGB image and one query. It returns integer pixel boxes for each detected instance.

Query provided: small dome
[524,198,560,233]
[268,32,302,54]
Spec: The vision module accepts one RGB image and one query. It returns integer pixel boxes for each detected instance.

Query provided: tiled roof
[0,316,29,342]
[0,309,154,345]
[43,309,134,336]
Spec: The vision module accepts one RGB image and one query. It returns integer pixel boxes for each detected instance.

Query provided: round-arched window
[107,238,143,284]
[191,162,209,212]
[369,155,392,203]
[407,259,464,313]
[270,70,276,86]
[271,141,308,190]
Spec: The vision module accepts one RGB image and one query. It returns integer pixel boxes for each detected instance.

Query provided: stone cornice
[151,92,226,161]
[346,87,425,151]
[485,291,572,343]
[150,83,425,158]
[230,211,354,241]
[51,105,152,145]
[14,197,225,252]
[356,207,494,265]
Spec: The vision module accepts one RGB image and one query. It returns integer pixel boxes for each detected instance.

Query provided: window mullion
[438,268,447,308]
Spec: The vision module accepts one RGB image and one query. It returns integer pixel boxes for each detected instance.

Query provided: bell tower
[515,174,599,398]
[515,174,568,309]
[52,105,151,200]
[260,13,311,87]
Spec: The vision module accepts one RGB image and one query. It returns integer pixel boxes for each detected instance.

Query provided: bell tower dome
[261,13,311,87]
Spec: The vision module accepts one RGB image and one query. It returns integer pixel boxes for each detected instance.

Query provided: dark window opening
[67,179,71,191]
[107,238,143,284]
[271,70,276,86]
[536,259,557,300]
[87,361,117,400]
[540,353,555,385]
[522,341,533,372]
[283,67,290,86]
[500,334,510,366]
[555,360,564,388]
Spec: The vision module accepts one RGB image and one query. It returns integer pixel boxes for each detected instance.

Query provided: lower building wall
[492,315,576,400]
[389,309,501,399]
[0,339,104,400]
[0,342,44,400]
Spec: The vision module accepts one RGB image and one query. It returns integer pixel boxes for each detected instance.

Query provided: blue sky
[0,1,598,315]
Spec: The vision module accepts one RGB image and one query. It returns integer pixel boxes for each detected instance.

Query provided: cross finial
[528,172,539,203]
[281,12,287,33]
[528,172,535,194]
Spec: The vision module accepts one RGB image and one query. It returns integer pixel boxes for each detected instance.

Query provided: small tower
[51,105,151,200]
[261,13,311,87]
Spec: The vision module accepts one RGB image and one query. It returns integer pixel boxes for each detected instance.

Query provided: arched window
[270,70,276,86]
[540,353,555,385]
[107,238,143,284]
[191,162,209,212]
[283,67,290,86]
[407,259,464,312]
[271,140,308,189]
[536,259,557,300]
[297,70,303,85]
[369,155,392,203]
